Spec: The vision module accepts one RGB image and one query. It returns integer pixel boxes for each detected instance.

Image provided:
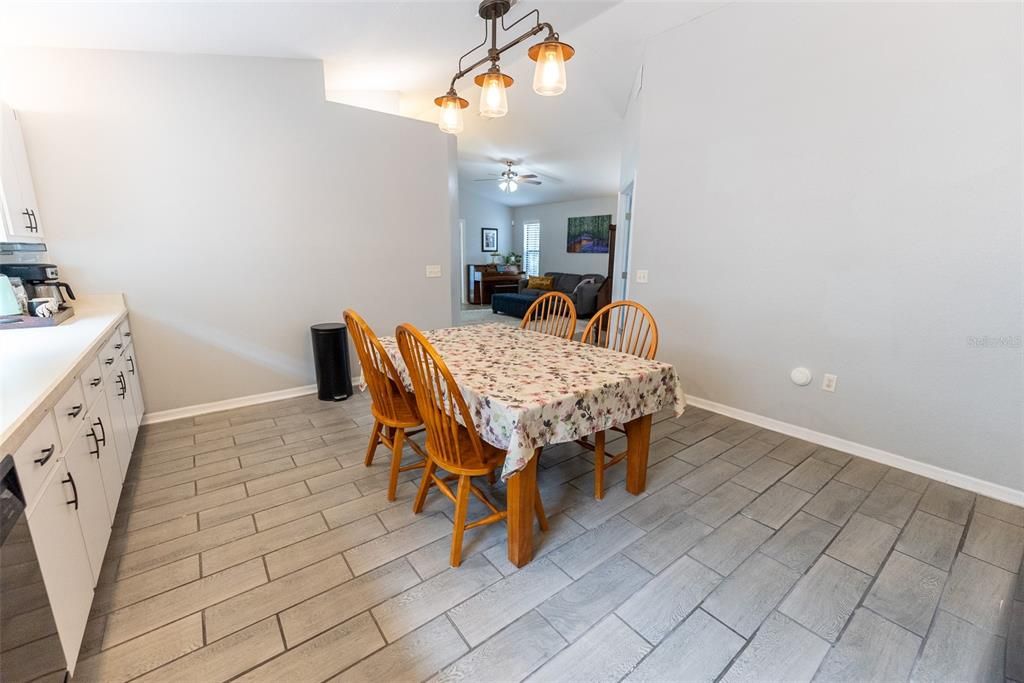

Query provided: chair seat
[371,383,421,428]
[428,425,505,475]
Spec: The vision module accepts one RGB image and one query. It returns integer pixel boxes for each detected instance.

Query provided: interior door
[613,184,634,302]
[26,462,94,674]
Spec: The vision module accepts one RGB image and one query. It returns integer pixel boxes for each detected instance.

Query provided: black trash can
[310,323,353,401]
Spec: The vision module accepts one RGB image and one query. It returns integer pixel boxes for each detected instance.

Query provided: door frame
[613,179,635,302]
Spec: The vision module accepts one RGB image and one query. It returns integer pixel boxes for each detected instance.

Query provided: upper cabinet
[0,100,44,243]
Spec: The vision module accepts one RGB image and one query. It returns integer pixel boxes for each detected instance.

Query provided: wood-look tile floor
[76,392,1024,682]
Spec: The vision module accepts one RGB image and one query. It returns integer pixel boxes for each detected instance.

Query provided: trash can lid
[311,322,346,332]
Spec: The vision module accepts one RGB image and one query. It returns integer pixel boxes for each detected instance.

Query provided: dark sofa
[518,271,606,317]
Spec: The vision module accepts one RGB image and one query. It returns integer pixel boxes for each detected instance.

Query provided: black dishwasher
[0,454,68,682]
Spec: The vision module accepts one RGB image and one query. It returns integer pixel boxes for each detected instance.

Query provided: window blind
[523,222,540,277]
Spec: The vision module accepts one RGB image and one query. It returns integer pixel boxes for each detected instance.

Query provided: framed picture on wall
[481,227,499,252]
[566,215,612,253]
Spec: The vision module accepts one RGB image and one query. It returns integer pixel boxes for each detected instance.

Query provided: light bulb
[532,43,567,96]
[435,93,467,134]
[478,72,509,118]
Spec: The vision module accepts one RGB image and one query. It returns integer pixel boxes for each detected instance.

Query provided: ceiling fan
[474,160,542,193]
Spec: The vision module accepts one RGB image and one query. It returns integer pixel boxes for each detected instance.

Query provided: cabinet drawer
[80,357,105,409]
[53,379,87,448]
[96,332,121,377]
[13,412,61,508]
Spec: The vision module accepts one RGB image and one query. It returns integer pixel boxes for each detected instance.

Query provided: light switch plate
[425,265,442,278]
[635,270,649,284]
[822,373,838,392]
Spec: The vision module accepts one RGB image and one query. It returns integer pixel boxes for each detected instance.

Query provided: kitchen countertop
[1,293,127,454]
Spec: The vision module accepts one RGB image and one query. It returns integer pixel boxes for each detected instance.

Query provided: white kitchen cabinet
[111,355,139,455]
[82,394,123,520]
[11,412,61,509]
[0,100,43,242]
[26,462,94,675]
[62,420,113,584]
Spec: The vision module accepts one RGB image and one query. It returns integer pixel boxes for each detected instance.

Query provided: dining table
[378,322,686,567]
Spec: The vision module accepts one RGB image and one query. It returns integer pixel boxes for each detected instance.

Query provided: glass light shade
[437,96,465,134]
[478,72,509,118]
[499,180,508,192]
[532,42,567,96]
[508,179,518,192]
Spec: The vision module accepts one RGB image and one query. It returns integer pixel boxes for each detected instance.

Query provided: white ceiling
[0,1,723,207]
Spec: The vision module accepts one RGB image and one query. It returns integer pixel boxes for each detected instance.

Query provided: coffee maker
[0,263,76,310]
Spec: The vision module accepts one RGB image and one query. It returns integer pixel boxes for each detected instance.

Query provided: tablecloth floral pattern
[379,323,687,479]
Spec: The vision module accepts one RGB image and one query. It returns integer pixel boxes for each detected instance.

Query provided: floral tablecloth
[379,323,686,479]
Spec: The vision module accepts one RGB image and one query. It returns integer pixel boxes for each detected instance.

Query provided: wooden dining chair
[343,310,427,501]
[578,300,660,499]
[520,291,577,340]
[396,323,548,567]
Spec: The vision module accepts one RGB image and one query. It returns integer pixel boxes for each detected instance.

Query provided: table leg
[506,451,539,568]
[625,414,653,495]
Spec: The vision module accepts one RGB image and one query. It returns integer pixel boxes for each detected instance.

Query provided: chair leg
[388,427,404,502]
[534,483,549,531]
[364,419,382,466]
[450,475,471,568]
[593,430,607,500]
[413,460,436,513]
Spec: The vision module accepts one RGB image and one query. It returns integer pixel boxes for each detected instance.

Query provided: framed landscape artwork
[481,227,499,252]
[566,215,612,253]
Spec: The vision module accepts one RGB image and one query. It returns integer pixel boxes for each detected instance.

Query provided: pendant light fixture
[435,0,574,133]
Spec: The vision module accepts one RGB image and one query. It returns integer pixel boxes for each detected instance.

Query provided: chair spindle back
[520,291,577,340]
[396,323,484,469]
[343,310,417,422]
[580,300,659,359]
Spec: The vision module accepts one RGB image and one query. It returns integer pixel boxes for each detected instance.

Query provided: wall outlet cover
[822,373,838,392]
[635,269,649,284]
[425,265,442,278]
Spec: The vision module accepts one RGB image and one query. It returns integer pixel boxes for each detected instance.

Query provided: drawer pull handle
[63,472,79,510]
[114,343,123,350]
[104,358,115,366]
[35,444,56,466]
[124,331,131,337]
[90,377,102,387]
[67,404,83,418]
[87,429,100,457]
[94,417,107,446]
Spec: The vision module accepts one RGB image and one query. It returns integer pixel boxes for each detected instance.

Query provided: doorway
[613,182,634,302]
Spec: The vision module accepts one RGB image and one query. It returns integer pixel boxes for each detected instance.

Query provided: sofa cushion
[551,273,582,293]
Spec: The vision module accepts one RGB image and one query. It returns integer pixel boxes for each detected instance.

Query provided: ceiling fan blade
[474,178,501,182]
[521,180,542,185]
[518,174,538,179]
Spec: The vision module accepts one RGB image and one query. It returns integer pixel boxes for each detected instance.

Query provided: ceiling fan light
[508,179,518,192]
[434,92,469,134]
[474,69,512,118]
[499,180,509,192]
[528,39,573,96]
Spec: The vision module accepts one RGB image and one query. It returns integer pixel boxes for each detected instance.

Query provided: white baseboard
[685,395,1024,508]
[141,379,363,426]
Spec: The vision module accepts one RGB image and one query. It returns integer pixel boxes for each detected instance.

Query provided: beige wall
[624,3,1023,495]
[1,48,457,413]
[513,196,617,276]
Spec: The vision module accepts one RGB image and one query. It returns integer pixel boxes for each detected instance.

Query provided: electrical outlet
[635,270,649,284]
[822,373,838,392]
[425,265,442,278]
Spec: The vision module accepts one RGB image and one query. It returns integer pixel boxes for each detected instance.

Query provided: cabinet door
[0,101,42,241]
[84,395,122,519]
[125,344,144,426]
[26,462,94,675]
[63,425,112,583]
[105,370,133,480]
[113,360,138,450]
